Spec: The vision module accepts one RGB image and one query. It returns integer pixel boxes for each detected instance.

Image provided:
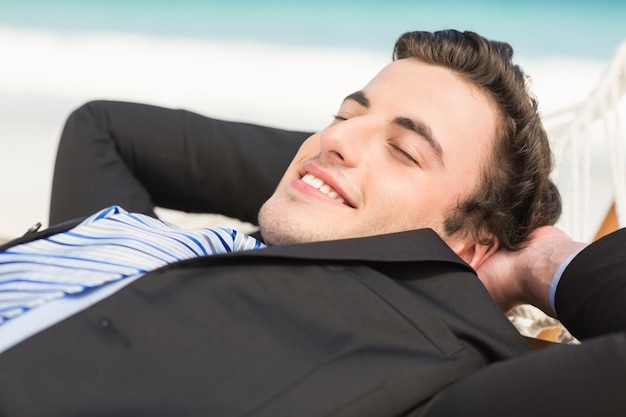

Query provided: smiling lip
[297,165,355,208]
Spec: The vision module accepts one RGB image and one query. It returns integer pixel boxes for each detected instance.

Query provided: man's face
[258,58,497,248]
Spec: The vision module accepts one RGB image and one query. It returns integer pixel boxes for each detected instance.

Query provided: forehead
[361,58,495,119]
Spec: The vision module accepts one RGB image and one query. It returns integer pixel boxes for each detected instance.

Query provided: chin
[258,198,349,246]
[258,219,325,246]
[258,215,330,247]
[257,201,301,246]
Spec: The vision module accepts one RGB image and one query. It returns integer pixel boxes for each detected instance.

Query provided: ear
[448,233,500,270]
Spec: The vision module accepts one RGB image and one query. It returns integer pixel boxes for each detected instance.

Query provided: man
[1,30,624,416]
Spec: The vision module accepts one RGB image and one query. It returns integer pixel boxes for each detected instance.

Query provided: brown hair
[393,30,560,250]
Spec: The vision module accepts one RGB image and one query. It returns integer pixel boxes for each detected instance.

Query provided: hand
[477,226,587,316]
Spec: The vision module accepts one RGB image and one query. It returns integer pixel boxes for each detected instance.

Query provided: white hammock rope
[545,40,626,241]
[583,123,592,240]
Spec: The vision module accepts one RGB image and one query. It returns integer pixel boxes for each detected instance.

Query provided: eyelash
[391,144,420,165]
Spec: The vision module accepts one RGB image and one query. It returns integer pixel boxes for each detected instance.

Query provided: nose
[319,118,372,167]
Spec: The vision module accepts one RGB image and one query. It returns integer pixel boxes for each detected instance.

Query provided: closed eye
[390,144,420,166]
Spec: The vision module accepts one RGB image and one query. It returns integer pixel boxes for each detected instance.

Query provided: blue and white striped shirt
[0,205,264,349]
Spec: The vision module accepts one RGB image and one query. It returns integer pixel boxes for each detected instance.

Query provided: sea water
[2,0,624,59]
[0,0,624,238]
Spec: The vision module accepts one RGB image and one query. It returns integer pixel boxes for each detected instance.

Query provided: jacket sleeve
[555,228,626,340]
[49,100,310,226]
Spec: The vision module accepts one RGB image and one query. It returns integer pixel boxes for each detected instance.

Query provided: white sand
[0,25,614,241]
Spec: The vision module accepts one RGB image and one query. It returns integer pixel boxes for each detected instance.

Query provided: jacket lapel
[164,228,473,271]
[1,218,472,273]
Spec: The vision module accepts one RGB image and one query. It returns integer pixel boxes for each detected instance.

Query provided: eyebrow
[343,90,370,108]
[343,90,445,166]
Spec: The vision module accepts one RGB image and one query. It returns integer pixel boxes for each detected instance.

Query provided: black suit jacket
[0,224,528,417]
[3,100,626,416]
[418,228,626,417]
[555,228,626,339]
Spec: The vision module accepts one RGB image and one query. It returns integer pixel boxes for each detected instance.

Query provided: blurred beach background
[1,0,625,240]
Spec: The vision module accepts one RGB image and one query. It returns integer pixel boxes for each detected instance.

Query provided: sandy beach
[0,25,618,241]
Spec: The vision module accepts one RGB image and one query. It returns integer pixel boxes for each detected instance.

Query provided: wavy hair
[394,30,561,250]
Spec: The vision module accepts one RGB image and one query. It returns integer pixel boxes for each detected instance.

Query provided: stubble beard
[257,197,334,246]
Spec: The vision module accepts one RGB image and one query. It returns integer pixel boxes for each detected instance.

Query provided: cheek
[275,136,321,187]
[372,180,419,214]
[371,176,448,227]
[297,134,321,156]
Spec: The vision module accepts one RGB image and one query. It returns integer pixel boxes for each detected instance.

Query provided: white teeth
[311,177,324,189]
[301,173,346,205]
